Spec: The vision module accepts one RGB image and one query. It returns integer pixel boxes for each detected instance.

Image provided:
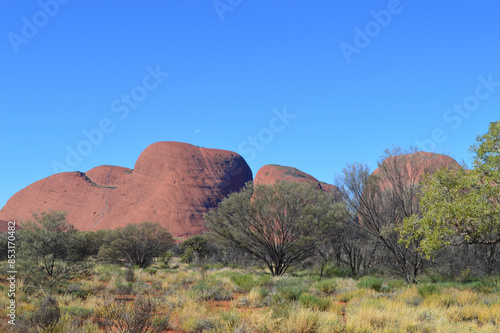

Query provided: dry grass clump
[3,263,499,333]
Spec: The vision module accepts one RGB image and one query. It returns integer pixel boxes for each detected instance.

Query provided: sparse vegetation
[1,123,499,331]
[0,260,498,332]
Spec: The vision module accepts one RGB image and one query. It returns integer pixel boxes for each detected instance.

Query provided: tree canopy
[99,221,175,268]
[400,121,500,257]
[204,181,346,276]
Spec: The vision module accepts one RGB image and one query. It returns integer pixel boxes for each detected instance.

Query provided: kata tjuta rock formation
[254,164,338,194]
[372,151,461,183]
[0,142,252,238]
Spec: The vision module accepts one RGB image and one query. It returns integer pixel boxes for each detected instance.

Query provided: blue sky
[1,1,500,208]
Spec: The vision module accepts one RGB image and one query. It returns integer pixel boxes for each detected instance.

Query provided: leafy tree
[400,121,500,257]
[204,181,346,276]
[99,222,175,268]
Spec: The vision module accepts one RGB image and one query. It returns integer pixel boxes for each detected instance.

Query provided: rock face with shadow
[0,142,253,238]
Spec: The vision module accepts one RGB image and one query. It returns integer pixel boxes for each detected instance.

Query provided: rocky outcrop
[373,151,461,181]
[0,142,252,238]
[254,164,339,194]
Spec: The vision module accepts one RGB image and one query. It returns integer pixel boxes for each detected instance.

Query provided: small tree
[204,181,346,276]
[338,148,457,283]
[99,222,175,268]
[179,235,209,264]
[17,210,91,290]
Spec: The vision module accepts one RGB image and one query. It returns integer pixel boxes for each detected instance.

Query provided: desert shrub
[124,266,135,282]
[357,275,383,291]
[67,283,92,300]
[65,306,94,319]
[133,281,153,295]
[230,273,257,293]
[256,274,273,287]
[99,222,175,268]
[322,263,351,278]
[179,235,210,264]
[110,279,133,295]
[298,294,330,311]
[144,268,158,275]
[15,295,61,333]
[275,277,309,301]
[382,278,406,292]
[189,318,217,333]
[158,251,174,266]
[180,247,195,264]
[95,295,172,333]
[190,279,233,301]
[316,279,337,295]
[417,284,441,298]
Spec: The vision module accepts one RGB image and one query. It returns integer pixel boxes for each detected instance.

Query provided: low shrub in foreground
[357,276,383,291]
[316,279,337,295]
[298,294,330,311]
[190,279,233,301]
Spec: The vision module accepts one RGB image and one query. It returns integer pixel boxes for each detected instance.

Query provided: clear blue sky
[1,1,500,208]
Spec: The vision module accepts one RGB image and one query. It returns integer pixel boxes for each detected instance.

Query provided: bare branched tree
[338,148,456,283]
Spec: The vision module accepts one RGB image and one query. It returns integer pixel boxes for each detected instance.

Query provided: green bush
[322,264,351,278]
[357,276,383,291]
[190,279,233,301]
[417,284,441,298]
[111,280,133,295]
[67,284,92,300]
[256,274,273,287]
[158,251,174,266]
[299,294,330,311]
[382,279,405,292]
[180,248,195,264]
[316,279,337,295]
[124,266,135,282]
[276,277,309,301]
[229,273,257,293]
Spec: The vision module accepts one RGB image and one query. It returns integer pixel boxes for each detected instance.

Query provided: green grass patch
[357,276,383,291]
[276,277,309,301]
[316,279,337,295]
[417,284,441,298]
[298,294,330,311]
[229,273,257,293]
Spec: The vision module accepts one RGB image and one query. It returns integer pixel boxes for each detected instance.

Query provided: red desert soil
[0,142,252,238]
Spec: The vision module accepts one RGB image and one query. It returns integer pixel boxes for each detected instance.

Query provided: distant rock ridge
[0,147,461,238]
[0,142,252,238]
[254,164,339,194]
